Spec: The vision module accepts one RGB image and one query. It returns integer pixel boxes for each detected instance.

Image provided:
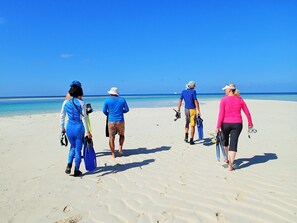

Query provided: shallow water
[0,93,296,117]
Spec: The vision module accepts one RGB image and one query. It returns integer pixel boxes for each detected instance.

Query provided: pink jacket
[216,96,253,129]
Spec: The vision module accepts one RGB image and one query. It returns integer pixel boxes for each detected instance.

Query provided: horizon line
[1,91,297,99]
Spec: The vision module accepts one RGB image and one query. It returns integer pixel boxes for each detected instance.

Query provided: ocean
[0,93,296,117]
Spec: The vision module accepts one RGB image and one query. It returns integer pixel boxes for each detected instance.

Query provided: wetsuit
[60,97,89,170]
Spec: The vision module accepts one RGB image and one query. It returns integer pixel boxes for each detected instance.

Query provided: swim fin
[83,137,97,171]
[196,116,204,140]
[216,131,227,161]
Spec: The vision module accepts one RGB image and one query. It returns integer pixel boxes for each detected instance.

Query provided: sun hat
[108,87,119,96]
[186,81,195,89]
[187,81,195,86]
[222,84,236,90]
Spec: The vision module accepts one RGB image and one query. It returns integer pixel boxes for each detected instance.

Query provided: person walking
[60,81,92,176]
[216,83,254,171]
[103,87,129,158]
[177,81,201,145]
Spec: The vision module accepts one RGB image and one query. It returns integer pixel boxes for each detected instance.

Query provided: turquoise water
[0,93,296,117]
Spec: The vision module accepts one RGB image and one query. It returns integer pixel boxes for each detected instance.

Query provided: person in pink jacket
[216,83,254,171]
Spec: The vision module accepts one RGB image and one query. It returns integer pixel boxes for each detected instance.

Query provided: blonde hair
[228,83,240,97]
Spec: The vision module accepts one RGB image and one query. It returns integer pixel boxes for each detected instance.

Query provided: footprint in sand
[215,212,227,223]
[235,192,245,201]
[160,211,174,222]
[224,177,232,183]
[63,205,72,213]
[55,214,82,223]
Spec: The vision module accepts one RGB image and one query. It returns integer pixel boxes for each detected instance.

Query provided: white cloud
[60,53,74,59]
[0,17,6,25]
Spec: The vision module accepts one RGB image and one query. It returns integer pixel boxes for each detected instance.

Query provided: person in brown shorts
[102,87,129,158]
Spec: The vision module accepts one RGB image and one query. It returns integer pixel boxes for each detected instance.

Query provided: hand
[215,128,219,134]
[86,132,92,139]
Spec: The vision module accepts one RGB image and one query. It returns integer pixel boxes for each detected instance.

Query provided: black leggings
[221,123,243,152]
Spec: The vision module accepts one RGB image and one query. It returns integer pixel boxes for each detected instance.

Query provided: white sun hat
[222,84,236,90]
[108,87,119,96]
[186,81,195,89]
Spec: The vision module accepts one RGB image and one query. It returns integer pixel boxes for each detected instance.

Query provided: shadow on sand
[83,158,155,177]
[235,153,278,170]
[83,146,171,176]
[96,146,171,157]
[193,137,215,147]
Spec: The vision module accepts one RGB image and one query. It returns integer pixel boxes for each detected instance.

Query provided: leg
[221,123,231,163]
[68,124,84,177]
[228,151,236,171]
[117,122,125,155]
[185,123,189,141]
[228,123,242,171]
[109,135,116,158]
[108,122,117,158]
[65,124,76,174]
[74,135,83,171]
[184,109,190,142]
[189,125,195,145]
[189,109,197,145]
[190,125,195,139]
[224,146,229,163]
[66,144,74,174]
[119,135,125,154]
[67,147,75,167]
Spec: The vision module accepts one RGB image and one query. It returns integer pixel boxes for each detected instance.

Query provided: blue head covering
[70,80,82,87]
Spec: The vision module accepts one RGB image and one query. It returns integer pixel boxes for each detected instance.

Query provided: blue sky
[0,0,296,96]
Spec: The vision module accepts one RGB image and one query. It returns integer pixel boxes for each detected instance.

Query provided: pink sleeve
[216,99,225,129]
[242,100,253,126]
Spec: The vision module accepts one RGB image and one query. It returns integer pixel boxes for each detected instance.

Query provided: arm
[102,100,108,116]
[216,100,225,131]
[80,101,92,138]
[242,101,253,127]
[123,100,129,113]
[60,100,67,132]
[195,100,200,116]
[177,99,182,111]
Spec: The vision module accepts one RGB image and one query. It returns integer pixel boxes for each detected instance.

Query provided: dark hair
[69,85,83,97]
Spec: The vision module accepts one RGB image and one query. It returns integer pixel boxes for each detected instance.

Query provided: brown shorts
[108,122,125,136]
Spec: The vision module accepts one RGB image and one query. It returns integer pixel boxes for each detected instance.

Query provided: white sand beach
[0,99,297,223]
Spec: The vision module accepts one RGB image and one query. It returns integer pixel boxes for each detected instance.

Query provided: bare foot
[118,149,123,155]
[111,152,116,158]
[228,165,234,171]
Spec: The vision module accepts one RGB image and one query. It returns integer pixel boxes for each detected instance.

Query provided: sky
[0,0,296,97]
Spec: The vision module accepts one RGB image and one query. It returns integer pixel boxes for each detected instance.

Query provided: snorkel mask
[86,103,93,115]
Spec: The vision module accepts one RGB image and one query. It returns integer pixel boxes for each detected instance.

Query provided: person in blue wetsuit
[60,81,92,176]
[177,81,201,145]
[103,87,129,158]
